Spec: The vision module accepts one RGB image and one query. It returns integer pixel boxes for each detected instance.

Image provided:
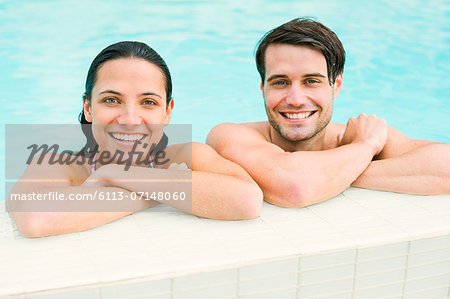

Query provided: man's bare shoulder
[209,121,271,141]
[323,122,346,149]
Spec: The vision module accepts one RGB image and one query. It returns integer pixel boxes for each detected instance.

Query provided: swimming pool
[1,0,449,137]
[0,1,449,194]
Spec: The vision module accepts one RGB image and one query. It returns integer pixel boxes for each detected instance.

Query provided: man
[207,18,450,208]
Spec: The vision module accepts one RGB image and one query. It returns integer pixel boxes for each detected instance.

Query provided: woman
[10,41,263,237]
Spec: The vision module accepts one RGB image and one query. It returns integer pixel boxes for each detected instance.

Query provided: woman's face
[83,57,173,160]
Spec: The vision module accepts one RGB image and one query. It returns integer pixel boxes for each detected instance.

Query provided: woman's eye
[103,97,119,104]
[142,99,156,106]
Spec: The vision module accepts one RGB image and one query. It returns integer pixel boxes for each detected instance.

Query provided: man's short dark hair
[255,18,345,85]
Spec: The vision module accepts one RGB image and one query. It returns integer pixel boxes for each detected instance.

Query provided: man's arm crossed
[351,127,450,194]
[207,119,385,208]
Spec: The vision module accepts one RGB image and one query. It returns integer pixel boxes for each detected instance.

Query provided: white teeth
[284,112,312,119]
[112,133,144,142]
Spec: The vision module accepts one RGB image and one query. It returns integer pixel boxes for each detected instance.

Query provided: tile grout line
[296,255,301,299]
[401,240,412,298]
[351,247,359,299]
[236,266,240,298]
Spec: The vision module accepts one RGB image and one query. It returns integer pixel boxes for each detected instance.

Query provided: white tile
[24,271,99,294]
[299,278,354,297]
[300,263,354,285]
[404,273,450,294]
[239,258,299,281]
[410,235,450,253]
[293,233,357,256]
[96,261,171,283]
[259,204,317,225]
[395,218,450,239]
[238,273,298,296]
[356,255,407,276]
[27,288,100,299]
[406,259,450,280]
[173,269,237,291]
[357,242,408,261]
[0,281,25,297]
[403,287,450,299]
[145,294,172,299]
[306,195,359,216]
[200,217,272,236]
[313,292,353,299]
[223,232,298,263]
[133,212,204,233]
[343,224,410,248]
[408,247,450,267]
[354,268,405,289]
[173,283,237,299]
[353,282,403,299]
[239,287,297,299]
[300,249,356,271]
[161,242,238,273]
[100,279,171,298]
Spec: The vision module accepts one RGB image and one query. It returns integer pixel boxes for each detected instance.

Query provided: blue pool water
[1,1,449,197]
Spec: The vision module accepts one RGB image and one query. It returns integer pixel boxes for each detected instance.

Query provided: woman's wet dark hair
[78,41,172,156]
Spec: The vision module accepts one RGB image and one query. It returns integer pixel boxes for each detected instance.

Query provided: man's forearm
[352,143,450,194]
[264,142,376,208]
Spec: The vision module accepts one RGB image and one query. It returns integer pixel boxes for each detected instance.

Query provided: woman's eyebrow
[99,90,122,96]
[141,92,162,99]
[98,90,162,99]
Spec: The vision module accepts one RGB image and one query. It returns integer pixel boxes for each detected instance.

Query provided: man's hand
[338,113,388,156]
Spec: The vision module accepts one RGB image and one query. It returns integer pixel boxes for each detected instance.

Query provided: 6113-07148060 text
[8,191,186,201]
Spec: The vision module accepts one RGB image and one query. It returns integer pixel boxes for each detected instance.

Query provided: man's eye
[306,79,319,84]
[273,80,287,86]
[103,97,119,104]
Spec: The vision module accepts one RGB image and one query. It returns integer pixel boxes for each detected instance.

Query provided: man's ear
[260,82,264,98]
[333,73,343,99]
[83,94,92,122]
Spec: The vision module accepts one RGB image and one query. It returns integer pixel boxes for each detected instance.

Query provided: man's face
[262,44,342,142]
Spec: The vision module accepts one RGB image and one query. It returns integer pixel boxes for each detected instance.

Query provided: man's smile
[279,111,317,120]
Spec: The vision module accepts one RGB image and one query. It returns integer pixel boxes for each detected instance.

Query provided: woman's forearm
[9,185,154,237]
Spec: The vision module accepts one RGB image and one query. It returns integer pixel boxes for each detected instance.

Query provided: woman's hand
[81,164,123,188]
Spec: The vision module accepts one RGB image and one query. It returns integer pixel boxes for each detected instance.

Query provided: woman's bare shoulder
[23,152,90,185]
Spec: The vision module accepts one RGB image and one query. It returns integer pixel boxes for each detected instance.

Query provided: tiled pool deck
[1,187,449,298]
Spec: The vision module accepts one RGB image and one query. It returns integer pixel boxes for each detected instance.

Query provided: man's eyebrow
[304,73,326,78]
[98,90,162,99]
[266,74,288,82]
[266,73,327,82]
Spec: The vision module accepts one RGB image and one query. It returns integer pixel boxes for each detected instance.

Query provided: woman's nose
[116,105,144,125]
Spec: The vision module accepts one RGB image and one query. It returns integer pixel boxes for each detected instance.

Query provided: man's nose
[285,83,308,106]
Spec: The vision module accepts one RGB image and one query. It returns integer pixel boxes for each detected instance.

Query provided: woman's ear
[83,94,92,122]
[164,98,174,124]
